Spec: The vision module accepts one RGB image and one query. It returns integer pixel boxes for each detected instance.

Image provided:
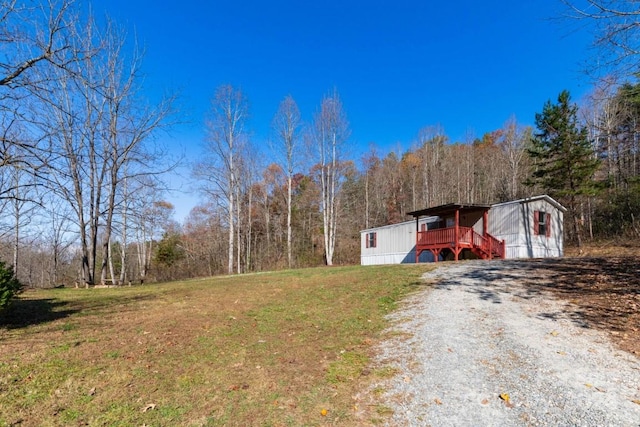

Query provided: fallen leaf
[481,399,489,405]
[403,376,411,383]
[141,403,156,413]
[550,331,559,336]
[499,393,514,407]
[434,398,442,405]
[320,408,328,416]
[556,351,567,356]
[631,399,640,405]
[88,387,96,396]
[585,383,593,388]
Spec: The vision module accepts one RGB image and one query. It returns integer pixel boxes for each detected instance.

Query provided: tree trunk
[287,174,293,268]
[228,179,234,275]
[108,239,117,285]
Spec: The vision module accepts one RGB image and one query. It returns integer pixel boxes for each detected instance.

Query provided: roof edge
[407,203,492,218]
[360,216,438,233]
[491,194,567,212]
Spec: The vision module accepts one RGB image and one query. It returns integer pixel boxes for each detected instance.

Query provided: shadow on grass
[0,298,79,329]
[430,257,640,342]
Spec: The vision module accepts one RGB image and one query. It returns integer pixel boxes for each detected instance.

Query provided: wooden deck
[416,226,505,262]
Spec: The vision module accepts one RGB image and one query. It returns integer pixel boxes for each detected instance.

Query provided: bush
[0,261,22,311]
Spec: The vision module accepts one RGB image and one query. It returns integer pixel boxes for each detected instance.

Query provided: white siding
[361,218,436,265]
[488,202,522,258]
[489,196,564,259]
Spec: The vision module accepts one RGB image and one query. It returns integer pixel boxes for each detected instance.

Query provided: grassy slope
[0,265,429,426]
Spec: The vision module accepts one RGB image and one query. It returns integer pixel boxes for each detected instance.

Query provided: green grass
[0,264,430,426]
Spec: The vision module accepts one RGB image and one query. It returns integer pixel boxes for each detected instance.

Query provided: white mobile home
[489,195,565,259]
[361,195,566,265]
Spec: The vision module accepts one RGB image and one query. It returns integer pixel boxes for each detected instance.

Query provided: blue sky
[102,0,595,220]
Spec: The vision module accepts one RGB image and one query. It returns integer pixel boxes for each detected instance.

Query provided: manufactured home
[360,195,566,265]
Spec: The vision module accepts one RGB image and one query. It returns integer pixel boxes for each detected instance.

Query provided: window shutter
[546,213,551,238]
[373,232,377,248]
[366,233,369,248]
[533,211,539,236]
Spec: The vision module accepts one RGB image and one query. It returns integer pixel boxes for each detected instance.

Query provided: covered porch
[407,203,505,262]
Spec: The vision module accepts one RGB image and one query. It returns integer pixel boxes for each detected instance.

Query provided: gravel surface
[373,260,640,427]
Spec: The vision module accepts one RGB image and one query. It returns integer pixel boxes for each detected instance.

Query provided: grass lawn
[0,264,430,426]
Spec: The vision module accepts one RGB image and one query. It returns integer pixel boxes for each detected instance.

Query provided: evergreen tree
[529,90,600,246]
[0,261,22,311]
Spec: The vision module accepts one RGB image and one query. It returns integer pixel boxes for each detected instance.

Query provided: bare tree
[581,77,620,182]
[0,0,84,194]
[237,151,259,273]
[497,116,531,201]
[182,203,227,277]
[562,1,640,75]
[96,26,175,286]
[7,164,37,277]
[312,90,350,266]
[126,179,174,284]
[0,0,77,89]
[41,195,75,286]
[33,13,173,286]
[198,85,249,275]
[416,125,447,207]
[271,95,301,268]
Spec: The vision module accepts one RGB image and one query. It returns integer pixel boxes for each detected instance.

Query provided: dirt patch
[521,256,640,356]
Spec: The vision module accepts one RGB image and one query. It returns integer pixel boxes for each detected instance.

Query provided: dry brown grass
[559,242,640,355]
[564,239,640,257]
[525,256,640,356]
[0,265,429,426]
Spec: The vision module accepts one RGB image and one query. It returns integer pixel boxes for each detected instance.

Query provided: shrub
[0,261,22,311]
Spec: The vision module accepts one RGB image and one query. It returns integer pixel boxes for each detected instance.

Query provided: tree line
[1,0,640,294]
[135,77,640,281]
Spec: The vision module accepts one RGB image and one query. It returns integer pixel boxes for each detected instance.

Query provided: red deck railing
[416,226,505,260]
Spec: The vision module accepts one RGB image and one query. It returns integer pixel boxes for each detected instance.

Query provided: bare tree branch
[562,0,640,76]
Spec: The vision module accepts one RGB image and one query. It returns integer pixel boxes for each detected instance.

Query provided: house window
[534,211,551,237]
[366,232,377,248]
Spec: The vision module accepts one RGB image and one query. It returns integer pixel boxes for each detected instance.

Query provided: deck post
[454,209,460,261]
[483,210,490,259]
[415,216,419,263]
[483,210,488,237]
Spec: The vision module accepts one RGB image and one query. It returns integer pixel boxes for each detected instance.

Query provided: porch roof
[407,203,491,218]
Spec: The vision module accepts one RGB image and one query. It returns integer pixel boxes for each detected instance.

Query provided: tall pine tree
[529,90,600,247]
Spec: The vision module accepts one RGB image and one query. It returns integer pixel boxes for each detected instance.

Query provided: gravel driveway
[373,260,640,426]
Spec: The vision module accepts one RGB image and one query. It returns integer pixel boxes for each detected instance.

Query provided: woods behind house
[1,1,639,290]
